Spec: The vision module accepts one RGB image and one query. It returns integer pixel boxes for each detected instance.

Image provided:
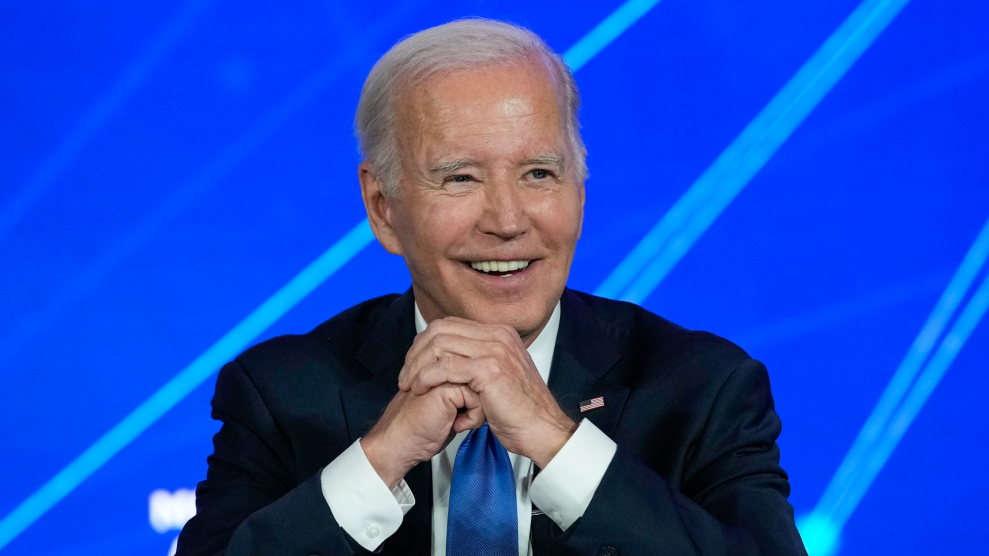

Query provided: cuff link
[365,523,381,538]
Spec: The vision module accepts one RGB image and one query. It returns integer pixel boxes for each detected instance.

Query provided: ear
[576,179,586,240]
[358,162,405,255]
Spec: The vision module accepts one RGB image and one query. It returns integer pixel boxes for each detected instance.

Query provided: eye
[442,174,478,193]
[530,169,551,180]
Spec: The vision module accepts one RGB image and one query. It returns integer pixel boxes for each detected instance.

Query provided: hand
[361,383,485,488]
[397,317,577,468]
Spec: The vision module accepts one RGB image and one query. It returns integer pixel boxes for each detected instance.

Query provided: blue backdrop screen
[1,1,987,555]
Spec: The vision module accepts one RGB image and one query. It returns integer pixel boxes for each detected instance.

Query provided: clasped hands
[361,317,577,488]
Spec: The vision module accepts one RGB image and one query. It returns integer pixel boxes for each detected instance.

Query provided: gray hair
[355,18,587,196]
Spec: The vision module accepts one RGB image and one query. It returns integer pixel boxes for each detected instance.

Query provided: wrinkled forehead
[392,57,567,154]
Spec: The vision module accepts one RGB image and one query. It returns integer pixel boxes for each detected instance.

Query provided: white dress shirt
[320,302,618,554]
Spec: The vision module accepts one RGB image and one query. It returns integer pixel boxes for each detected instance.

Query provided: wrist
[360,433,417,489]
[529,417,578,468]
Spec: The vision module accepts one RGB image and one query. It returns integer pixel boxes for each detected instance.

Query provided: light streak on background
[0,0,663,548]
[798,214,989,556]
[834,269,989,522]
[0,0,215,241]
[0,0,421,370]
[0,220,375,550]
[594,0,912,305]
[562,0,663,70]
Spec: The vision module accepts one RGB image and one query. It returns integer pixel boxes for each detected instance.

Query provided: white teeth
[470,260,532,273]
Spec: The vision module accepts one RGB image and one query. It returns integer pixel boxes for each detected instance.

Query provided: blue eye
[531,169,549,179]
[451,175,473,183]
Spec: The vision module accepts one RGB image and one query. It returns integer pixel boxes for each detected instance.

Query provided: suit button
[597,547,619,556]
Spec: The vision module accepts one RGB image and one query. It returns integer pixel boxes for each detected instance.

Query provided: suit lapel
[342,290,417,441]
[339,290,433,553]
[534,291,632,555]
[548,289,630,437]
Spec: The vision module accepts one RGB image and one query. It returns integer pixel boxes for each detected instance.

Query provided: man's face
[372,58,584,342]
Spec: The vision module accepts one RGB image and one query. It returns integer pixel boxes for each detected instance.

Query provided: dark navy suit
[177,289,808,556]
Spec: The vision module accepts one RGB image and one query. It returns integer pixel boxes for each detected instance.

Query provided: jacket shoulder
[232,293,402,381]
[567,289,751,380]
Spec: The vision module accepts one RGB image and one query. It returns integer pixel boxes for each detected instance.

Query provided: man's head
[356,19,586,342]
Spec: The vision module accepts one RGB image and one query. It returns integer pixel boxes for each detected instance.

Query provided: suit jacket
[176,288,808,556]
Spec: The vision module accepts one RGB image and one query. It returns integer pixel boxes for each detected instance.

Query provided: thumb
[452,385,486,432]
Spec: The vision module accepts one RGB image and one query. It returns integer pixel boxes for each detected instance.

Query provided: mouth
[467,259,532,278]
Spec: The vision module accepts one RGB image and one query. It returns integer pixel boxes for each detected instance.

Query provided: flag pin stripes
[579,396,605,413]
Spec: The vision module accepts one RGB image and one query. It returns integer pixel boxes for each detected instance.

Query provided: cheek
[408,196,481,256]
[529,193,584,245]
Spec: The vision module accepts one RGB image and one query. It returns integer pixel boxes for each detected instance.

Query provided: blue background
[2,0,987,554]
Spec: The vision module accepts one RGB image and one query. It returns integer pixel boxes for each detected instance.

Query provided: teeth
[470,260,531,273]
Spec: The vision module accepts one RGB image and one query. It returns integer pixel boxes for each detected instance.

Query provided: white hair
[355,18,587,196]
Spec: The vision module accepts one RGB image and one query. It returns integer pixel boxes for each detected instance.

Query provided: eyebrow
[520,154,565,170]
[428,159,479,175]
[427,153,566,175]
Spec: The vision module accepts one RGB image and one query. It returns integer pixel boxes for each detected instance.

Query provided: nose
[478,177,528,238]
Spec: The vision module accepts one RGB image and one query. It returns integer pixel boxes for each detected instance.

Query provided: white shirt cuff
[529,418,617,531]
[320,438,415,551]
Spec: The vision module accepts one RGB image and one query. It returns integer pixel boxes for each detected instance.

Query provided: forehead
[395,59,566,158]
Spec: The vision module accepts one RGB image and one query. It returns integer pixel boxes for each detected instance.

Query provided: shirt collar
[413,301,561,384]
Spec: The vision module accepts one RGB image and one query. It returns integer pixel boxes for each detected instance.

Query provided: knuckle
[495,327,512,343]
[435,332,454,344]
[428,333,453,350]
[482,356,503,376]
[438,356,455,373]
[493,342,510,359]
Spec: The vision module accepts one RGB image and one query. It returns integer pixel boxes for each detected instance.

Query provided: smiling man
[177,19,807,556]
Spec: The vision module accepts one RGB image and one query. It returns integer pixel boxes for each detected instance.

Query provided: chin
[465,297,551,336]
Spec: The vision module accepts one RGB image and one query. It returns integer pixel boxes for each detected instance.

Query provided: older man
[177,18,807,556]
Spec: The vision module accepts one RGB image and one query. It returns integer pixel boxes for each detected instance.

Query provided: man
[177,18,807,556]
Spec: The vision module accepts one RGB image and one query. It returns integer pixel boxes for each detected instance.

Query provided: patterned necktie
[446,422,517,556]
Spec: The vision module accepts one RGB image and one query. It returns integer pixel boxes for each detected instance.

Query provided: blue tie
[447,422,517,556]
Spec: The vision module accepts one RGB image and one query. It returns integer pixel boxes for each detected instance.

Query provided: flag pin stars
[579,396,605,413]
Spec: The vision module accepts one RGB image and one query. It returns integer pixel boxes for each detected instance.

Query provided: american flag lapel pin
[579,396,605,413]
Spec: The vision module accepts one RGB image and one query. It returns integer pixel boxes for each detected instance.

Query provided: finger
[453,385,486,431]
[400,317,524,391]
[402,319,484,371]
[408,355,484,395]
[400,332,501,390]
[460,383,482,410]
[406,318,522,370]
[453,406,486,432]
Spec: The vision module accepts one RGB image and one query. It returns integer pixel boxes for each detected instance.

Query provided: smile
[469,260,531,277]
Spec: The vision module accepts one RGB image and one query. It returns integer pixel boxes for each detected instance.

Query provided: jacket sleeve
[175,360,361,556]
[555,358,808,556]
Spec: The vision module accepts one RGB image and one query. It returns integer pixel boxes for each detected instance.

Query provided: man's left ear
[577,180,586,240]
[358,162,405,256]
